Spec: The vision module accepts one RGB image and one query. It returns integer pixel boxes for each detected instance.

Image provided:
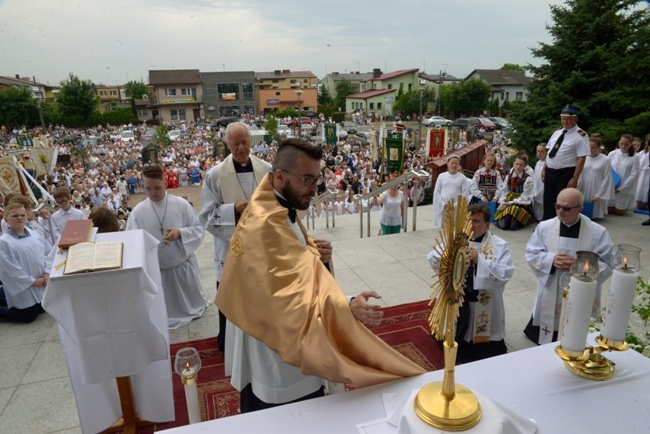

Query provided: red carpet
[140,299,439,432]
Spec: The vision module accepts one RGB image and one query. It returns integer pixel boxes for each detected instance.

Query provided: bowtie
[276,195,297,223]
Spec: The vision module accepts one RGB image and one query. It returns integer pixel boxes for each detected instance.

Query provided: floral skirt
[493,192,532,231]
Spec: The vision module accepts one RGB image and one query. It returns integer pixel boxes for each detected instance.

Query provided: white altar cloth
[43,230,174,434]
[160,334,650,433]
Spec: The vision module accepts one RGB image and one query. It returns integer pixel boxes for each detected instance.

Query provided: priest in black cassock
[524,188,614,345]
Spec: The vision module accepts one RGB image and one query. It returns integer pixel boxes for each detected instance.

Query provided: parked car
[215,117,241,127]
[450,118,479,129]
[168,130,182,141]
[477,117,496,132]
[488,117,510,130]
[283,117,312,126]
[341,121,357,134]
[120,130,135,142]
[422,116,452,127]
[353,131,369,146]
[277,125,292,136]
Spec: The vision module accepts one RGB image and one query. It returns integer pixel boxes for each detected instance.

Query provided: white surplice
[525,215,614,344]
[126,193,206,329]
[579,154,614,219]
[608,149,640,210]
[533,160,545,221]
[432,172,469,228]
[635,150,650,203]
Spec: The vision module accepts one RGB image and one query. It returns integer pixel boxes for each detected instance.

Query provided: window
[369,102,374,110]
[170,109,186,121]
[99,91,107,96]
[275,92,281,96]
[501,92,504,100]
[164,89,176,96]
[387,84,392,90]
[181,88,194,96]
[138,108,148,117]
[110,90,118,96]
[505,92,510,101]
[242,82,254,100]
[516,92,523,101]
[272,79,279,83]
[408,83,412,91]
[243,105,255,115]
[303,79,308,83]
[377,102,382,110]
[218,83,239,101]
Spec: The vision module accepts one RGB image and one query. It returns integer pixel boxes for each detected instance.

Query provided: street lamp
[419,79,426,122]
[295,83,303,136]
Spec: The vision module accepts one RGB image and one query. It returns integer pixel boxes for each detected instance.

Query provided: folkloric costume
[126,193,205,329]
[524,214,614,344]
[494,169,534,230]
[216,174,425,400]
[470,167,503,203]
[428,231,514,362]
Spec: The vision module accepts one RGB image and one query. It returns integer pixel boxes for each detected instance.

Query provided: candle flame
[185,361,190,369]
[583,261,589,272]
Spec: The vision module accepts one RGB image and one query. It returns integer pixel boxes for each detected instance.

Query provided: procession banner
[325,124,337,146]
[384,133,405,174]
[427,129,446,159]
[369,130,379,162]
[31,147,58,175]
[0,156,24,196]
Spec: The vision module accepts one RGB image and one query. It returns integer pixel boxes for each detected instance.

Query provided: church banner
[0,156,23,196]
[325,124,337,146]
[427,129,446,159]
[384,133,405,174]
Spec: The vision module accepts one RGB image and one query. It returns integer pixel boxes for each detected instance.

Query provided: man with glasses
[216,138,425,413]
[48,186,86,242]
[199,122,271,352]
[524,188,614,345]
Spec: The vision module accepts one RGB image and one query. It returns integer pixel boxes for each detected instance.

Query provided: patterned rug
[140,299,439,432]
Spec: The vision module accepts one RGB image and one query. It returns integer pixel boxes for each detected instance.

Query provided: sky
[0,0,569,86]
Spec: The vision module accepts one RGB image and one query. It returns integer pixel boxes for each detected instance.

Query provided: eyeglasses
[282,170,321,187]
[55,200,70,206]
[554,203,581,212]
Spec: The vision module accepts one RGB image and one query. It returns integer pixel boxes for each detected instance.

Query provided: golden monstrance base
[414,382,482,431]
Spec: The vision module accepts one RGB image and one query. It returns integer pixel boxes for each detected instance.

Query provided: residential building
[95,84,122,113]
[0,75,58,102]
[255,69,318,115]
[346,68,425,117]
[465,69,531,105]
[320,71,374,99]
[201,71,256,120]
[148,69,203,124]
[346,89,396,118]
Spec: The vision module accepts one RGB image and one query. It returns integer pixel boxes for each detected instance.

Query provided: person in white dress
[608,134,639,215]
[634,136,650,210]
[532,143,547,221]
[375,174,404,235]
[126,165,206,329]
[433,155,469,228]
[579,135,614,220]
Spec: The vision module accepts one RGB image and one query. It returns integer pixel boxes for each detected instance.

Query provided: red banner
[427,129,445,159]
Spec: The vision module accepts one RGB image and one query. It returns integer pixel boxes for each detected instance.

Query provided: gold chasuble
[216,174,426,388]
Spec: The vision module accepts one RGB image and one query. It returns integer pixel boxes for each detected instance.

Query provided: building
[465,69,531,105]
[201,71,256,120]
[148,69,203,124]
[320,71,374,99]
[95,84,123,113]
[255,70,318,115]
[345,68,424,117]
[0,75,58,102]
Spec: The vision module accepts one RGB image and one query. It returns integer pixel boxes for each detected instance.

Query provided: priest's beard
[281,182,314,211]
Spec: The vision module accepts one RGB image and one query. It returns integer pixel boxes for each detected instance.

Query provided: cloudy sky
[0,0,568,86]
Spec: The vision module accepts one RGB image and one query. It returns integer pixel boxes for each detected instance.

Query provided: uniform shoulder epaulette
[578,129,586,136]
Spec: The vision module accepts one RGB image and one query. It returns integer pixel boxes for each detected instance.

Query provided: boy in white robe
[428,204,514,362]
[126,165,206,329]
[524,188,614,345]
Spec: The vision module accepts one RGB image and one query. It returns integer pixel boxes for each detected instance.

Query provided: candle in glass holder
[174,347,202,424]
[560,274,597,353]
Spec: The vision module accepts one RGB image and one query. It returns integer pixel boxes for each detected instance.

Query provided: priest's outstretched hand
[350,291,384,326]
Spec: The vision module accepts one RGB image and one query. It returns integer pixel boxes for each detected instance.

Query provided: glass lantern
[612,244,642,273]
[174,347,201,381]
[569,251,600,282]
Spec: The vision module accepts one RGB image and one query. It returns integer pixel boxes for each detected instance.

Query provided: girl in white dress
[432,155,469,228]
[608,134,639,215]
[580,135,614,220]
[634,137,649,210]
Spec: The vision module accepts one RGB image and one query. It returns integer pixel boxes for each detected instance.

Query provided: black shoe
[643,219,650,226]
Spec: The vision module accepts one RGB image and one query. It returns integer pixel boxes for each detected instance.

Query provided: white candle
[183,380,201,424]
[601,268,639,342]
[560,276,597,353]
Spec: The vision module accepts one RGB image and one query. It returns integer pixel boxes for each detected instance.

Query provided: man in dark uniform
[541,104,590,220]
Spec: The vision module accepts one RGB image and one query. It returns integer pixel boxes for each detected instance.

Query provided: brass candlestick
[415,195,481,431]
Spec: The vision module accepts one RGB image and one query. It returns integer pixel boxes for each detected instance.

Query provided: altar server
[432,155,469,228]
[428,204,514,362]
[524,188,614,345]
[579,135,614,220]
[127,165,205,329]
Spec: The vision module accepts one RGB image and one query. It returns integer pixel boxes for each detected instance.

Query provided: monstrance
[414,195,482,431]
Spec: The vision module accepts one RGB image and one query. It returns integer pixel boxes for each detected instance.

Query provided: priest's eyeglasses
[282,170,322,187]
[554,203,581,212]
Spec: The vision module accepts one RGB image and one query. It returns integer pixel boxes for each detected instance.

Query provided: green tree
[56,73,99,127]
[154,123,169,150]
[0,86,39,127]
[511,0,650,154]
[445,79,492,117]
[332,79,357,112]
[499,64,526,74]
[393,88,437,115]
[318,86,333,105]
[264,114,282,143]
[123,80,150,118]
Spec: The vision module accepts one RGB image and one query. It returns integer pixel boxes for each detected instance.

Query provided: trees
[393,88,437,115]
[0,86,39,127]
[511,0,650,154]
[332,79,357,111]
[263,114,282,143]
[441,79,492,117]
[123,80,150,118]
[499,64,526,74]
[56,73,99,127]
[318,86,333,105]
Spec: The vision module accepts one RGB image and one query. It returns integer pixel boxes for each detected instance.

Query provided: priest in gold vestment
[216,139,425,412]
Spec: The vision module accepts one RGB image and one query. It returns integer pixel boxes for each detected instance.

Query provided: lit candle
[601,263,639,342]
[182,363,201,424]
[560,274,597,353]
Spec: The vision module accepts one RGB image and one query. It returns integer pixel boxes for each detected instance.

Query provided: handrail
[307,188,339,229]
[355,170,430,238]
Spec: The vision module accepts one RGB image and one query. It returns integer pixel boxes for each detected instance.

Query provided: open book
[64,242,124,275]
